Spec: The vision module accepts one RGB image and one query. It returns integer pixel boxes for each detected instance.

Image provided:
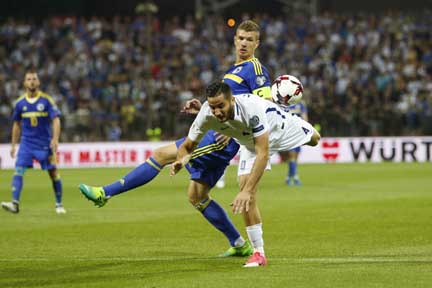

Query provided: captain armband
[252,86,271,99]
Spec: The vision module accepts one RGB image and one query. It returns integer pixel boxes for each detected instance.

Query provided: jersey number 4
[302,127,310,135]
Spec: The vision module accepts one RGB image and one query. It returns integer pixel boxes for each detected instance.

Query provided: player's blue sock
[288,160,297,177]
[103,157,163,197]
[52,177,63,204]
[11,175,23,202]
[199,199,240,247]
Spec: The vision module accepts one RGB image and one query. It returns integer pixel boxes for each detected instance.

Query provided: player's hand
[181,99,202,115]
[231,191,251,214]
[214,132,231,146]
[10,145,16,158]
[170,161,183,176]
[50,139,59,154]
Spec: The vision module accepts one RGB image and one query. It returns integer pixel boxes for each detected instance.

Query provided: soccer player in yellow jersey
[215,20,272,189]
[223,20,271,98]
[1,71,66,214]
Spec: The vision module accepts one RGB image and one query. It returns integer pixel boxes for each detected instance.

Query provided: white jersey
[188,94,314,154]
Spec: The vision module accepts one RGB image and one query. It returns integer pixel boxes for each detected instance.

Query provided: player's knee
[287,151,296,161]
[15,166,27,176]
[48,169,59,180]
[152,146,175,166]
[308,131,321,147]
[189,195,211,212]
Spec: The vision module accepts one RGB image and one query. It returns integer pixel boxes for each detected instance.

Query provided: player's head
[206,81,235,122]
[23,70,40,94]
[234,20,260,62]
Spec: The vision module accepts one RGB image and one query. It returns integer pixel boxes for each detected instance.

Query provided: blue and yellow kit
[176,57,271,187]
[12,91,60,169]
[223,57,271,99]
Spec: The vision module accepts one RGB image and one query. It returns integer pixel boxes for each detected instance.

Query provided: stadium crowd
[1,11,431,142]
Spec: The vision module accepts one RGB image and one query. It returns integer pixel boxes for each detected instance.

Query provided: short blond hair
[237,20,260,38]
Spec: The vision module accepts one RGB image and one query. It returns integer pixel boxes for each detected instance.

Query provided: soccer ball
[271,75,304,107]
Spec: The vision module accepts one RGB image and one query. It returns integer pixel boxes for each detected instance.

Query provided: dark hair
[24,69,38,79]
[25,67,37,75]
[205,81,232,100]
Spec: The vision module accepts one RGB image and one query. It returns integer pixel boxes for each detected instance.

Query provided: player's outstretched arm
[232,132,269,214]
[170,137,197,176]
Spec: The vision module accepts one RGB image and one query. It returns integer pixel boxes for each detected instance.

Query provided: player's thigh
[15,146,35,168]
[187,180,211,205]
[307,130,321,146]
[35,148,57,170]
[152,143,178,165]
[48,168,59,179]
[287,147,300,161]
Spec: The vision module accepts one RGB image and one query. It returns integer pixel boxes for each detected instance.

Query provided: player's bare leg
[238,174,267,267]
[151,143,178,165]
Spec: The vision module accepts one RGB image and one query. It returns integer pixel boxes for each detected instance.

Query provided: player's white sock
[246,223,265,255]
[234,236,246,247]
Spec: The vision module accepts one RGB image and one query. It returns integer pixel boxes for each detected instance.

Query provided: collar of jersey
[234,57,257,66]
[25,91,42,104]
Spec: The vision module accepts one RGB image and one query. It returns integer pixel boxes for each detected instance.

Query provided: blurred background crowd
[1,1,431,142]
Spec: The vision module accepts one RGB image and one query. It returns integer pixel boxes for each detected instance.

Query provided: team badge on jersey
[250,115,260,127]
[37,103,45,111]
[232,66,243,74]
[255,75,266,86]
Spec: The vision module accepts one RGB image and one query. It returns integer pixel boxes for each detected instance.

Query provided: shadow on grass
[0,257,241,287]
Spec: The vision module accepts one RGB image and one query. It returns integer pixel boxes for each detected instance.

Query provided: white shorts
[237,117,315,176]
[237,147,272,176]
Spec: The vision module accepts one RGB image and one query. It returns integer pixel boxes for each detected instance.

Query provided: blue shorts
[16,143,57,170]
[175,130,240,187]
[289,147,301,153]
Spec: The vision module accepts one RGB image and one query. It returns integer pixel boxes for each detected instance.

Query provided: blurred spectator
[106,121,122,141]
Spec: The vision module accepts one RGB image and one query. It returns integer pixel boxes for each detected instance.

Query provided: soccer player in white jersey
[171,82,321,267]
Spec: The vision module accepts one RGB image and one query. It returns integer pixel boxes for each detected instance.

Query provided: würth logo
[322,140,339,161]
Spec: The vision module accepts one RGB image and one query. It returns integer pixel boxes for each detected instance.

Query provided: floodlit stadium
[0,0,431,287]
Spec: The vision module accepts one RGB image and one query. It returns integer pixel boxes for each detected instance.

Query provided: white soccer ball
[271,75,304,107]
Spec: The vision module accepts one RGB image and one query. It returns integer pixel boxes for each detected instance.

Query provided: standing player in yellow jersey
[1,71,66,214]
[215,20,272,189]
[223,20,271,98]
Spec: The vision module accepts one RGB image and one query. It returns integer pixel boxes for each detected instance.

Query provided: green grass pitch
[1,162,431,288]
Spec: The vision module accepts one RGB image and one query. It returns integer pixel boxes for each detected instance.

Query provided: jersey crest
[250,115,260,126]
[255,75,267,86]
